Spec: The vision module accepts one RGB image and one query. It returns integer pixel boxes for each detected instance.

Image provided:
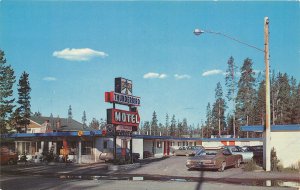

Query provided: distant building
[27,116,90,133]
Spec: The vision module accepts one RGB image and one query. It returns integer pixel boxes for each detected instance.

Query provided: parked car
[173,146,203,156]
[99,148,140,162]
[243,145,263,165]
[186,148,242,172]
[0,146,18,165]
[225,146,253,163]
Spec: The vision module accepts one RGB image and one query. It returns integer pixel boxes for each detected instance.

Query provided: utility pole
[264,17,271,172]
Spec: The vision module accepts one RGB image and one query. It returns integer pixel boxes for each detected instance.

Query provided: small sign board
[105,91,140,106]
[115,77,132,95]
[116,125,132,132]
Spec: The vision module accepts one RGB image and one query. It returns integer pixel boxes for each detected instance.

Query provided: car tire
[218,162,226,172]
[235,159,241,168]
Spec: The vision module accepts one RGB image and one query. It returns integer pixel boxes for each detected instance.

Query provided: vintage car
[173,146,203,156]
[225,146,253,162]
[186,148,242,172]
[0,146,18,165]
[243,145,263,165]
[99,148,140,162]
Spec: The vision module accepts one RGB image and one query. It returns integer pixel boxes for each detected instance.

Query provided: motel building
[2,116,300,169]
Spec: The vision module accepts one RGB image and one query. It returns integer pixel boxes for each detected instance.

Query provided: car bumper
[186,163,218,169]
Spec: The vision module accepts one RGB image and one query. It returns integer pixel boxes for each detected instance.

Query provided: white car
[225,146,254,163]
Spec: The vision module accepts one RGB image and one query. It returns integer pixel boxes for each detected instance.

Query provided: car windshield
[230,146,242,152]
[195,149,218,156]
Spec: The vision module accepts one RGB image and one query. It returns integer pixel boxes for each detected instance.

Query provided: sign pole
[113,103,117,160]
[130,132,133,164]
[264,17,271,172]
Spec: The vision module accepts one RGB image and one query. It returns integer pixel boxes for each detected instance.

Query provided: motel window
[183,142,185,146]
[156,141,162,148]
[103,141,108,149]
[82,141,93,155]
[177,142,181,146]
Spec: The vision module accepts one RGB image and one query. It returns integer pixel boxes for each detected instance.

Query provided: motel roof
[240,124,300,132]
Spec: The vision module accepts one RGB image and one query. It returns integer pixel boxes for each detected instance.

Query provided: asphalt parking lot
[126,156,246,178]
[1,156,300,190]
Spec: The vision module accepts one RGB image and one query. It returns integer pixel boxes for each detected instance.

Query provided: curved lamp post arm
[194,29,264,53]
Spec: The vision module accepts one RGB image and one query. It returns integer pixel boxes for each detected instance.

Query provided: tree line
[139,57,300,138]
[0,50,32,133]
[220,56,300,138]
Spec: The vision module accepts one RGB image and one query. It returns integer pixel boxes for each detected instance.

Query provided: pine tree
[254,80,266,125]
[293,83,300,124]
[143,121,150,135]
[170,115,176,136]
[236,58,256,137]
[276,73,291,124]
[68,105,72,119]
[211,82,227,137]
[289,77,298,124]
[225,56,238,138]
[151,111,158,135]
[177,121,183,137]
[165,113,169,136]
[16,72,31,133]
[270,70,280,125]
[82,111,87,128]
[33,111,42,117]
[205,103,212,138]
[182,118,188,136]
[0,50,16,133]
[89,118,100,130]
[158,123,163,136]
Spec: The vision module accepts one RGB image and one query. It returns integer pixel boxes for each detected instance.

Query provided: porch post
[78,139,82,164]
[41,141,44,153]
[15,141,18,154]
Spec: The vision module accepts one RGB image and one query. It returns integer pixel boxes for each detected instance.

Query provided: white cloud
[53,48,108,61]
[143,72,167,79]
[202,69,224,77]
[43,77,57,81]
[174,74,191,80]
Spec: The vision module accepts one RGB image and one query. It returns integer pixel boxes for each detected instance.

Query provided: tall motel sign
[105,77,141,163]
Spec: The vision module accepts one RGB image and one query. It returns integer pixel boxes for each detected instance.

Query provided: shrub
[271,147,281,171]
[244,160,259,171]
[19,152,28,162]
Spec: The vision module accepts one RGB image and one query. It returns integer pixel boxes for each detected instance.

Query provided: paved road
[0,174,296,190]
[1,156,299,190]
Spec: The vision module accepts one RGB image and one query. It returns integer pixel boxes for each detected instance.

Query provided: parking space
[126,156,245,178]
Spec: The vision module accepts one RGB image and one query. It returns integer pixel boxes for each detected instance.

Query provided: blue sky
[1,1,299,126]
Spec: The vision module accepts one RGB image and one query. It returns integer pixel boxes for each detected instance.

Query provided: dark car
[0,146,18,165]
[186,148,242,172]
[99,148,140,162]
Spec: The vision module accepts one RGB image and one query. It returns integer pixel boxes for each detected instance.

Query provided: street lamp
[194,17,271,172]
